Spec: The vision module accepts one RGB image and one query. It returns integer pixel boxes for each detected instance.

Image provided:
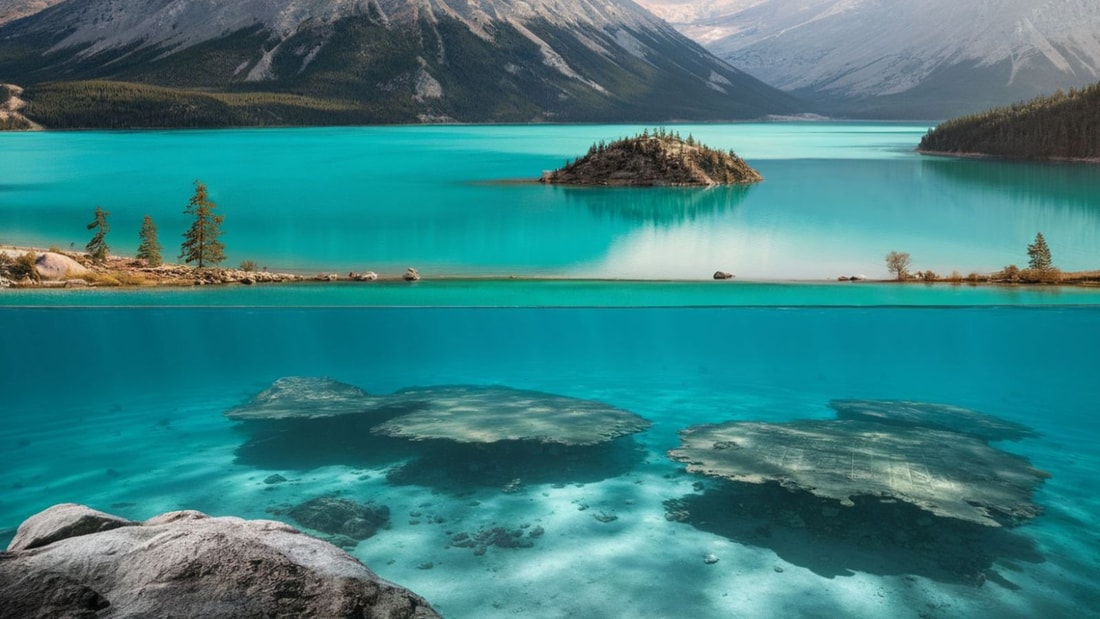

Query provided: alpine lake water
[1,124,1099,618]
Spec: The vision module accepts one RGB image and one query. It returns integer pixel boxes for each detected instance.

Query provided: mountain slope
[0,0,63,25]
[0,0,803,126]
[635,0,1100,119]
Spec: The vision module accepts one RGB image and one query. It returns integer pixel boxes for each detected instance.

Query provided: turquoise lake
[2,124,1099,618]
[2,123,1099,279]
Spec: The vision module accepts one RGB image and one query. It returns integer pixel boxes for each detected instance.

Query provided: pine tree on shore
[136,214,163,266]
[179,180,225,268]
[1027,232,1053,270]
[85,205,110,262]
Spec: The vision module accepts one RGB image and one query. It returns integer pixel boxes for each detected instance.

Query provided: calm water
[2,124,1099,618]
[2,123,1099,279]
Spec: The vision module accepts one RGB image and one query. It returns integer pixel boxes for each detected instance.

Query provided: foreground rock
[0,503,440,619]
[540,129,763,186]
[668,419,1049,527]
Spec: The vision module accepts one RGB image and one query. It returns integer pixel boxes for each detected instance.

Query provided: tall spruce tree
[85,205,110,262]
[136,214,163,266]
[1027,232,1053,270]
[179,180,225,268]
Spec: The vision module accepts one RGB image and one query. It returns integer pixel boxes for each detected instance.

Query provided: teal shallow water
[2,306,1098,617]
[2,123,1099,279]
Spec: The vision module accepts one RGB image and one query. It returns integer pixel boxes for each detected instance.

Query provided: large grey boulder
[7,502,133,551]
[35,252,89,280]
[0,504,440,619]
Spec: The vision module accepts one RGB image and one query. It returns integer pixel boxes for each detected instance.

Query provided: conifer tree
[1027,232,1053,270]
[85,205,110,262]
[179,180,225,268]
[136,214,163,266]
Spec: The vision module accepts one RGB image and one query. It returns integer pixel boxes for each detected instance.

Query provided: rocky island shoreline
[540,129,763,186]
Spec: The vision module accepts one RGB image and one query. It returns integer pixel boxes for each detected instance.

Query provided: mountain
[0,1,63,25]
[635,0,1100,119]
[0,0,802,126]
[918,82,1100,161]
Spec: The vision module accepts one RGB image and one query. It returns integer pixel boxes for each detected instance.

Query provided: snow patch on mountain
[636,0,1100,98]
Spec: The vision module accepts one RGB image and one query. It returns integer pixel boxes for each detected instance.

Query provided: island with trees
[917,82,1100,162]
[540,128,763,186]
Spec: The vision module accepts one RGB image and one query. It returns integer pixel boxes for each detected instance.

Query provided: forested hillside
[918,83,1100,160]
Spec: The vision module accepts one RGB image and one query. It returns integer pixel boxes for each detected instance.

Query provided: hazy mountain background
[0,0,801,126]
[636,0,1100,119]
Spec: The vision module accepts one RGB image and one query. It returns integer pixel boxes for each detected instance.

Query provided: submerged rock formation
[668,417,1049,527]
[829,399,1039,443]
[225,376,380,421]
[288,496,391,542]
[540,129,763,186]
[0,503,440,618]
[227,379,651,447]
[373,385,651,446]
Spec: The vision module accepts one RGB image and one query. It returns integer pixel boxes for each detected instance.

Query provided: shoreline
[916,149,1100,166]
[3,245,1099,290]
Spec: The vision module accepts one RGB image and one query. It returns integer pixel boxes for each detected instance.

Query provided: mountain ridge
[635,0,1100,118]
[0,0,804,126]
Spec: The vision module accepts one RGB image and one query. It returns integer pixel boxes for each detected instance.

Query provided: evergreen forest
[918,83,1100,160]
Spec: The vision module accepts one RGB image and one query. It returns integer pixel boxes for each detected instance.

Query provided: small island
[540,129,763,186]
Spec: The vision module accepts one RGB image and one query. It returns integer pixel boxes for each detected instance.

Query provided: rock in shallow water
[0,503,439,619]
[288,495,391,541]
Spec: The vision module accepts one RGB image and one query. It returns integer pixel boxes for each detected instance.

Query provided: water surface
[3,123,1098,279]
